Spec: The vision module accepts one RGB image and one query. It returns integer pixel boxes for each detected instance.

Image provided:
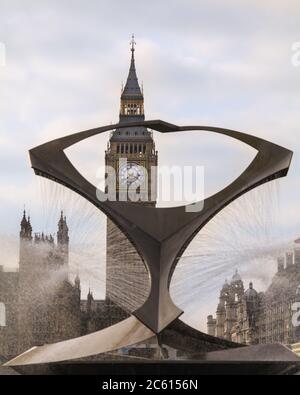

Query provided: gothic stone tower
[17,211,80,353]
[105,37,158,312]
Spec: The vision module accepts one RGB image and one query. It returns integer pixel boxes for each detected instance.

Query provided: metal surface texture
[28,120,293,333]
[4,317,241,367]
[4,316,154,366]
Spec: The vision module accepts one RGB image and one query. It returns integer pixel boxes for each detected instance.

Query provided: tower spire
[121,34,143,102]
[20,209,32,240]
[57,210,69,245]
[130,33,136,54]
[117,34,145,128]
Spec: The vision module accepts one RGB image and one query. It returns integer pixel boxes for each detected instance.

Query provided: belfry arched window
[0,302,6,327]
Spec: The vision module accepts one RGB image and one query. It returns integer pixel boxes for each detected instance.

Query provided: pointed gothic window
[0,302,6,327]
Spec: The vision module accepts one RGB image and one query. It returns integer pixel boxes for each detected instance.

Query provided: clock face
[120,162,145,188]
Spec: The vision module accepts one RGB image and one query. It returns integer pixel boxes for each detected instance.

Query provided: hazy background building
[0,211,127,359]
[207,240,300,345]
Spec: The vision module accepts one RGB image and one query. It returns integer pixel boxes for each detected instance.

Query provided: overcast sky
[0,1,300,330]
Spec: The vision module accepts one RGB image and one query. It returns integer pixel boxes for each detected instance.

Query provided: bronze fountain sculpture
[5,119,293,367]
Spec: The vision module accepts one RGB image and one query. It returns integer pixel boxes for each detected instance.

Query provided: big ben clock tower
[105,36,157,312]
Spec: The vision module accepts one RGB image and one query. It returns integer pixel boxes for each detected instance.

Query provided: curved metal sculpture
[28,119,293,334]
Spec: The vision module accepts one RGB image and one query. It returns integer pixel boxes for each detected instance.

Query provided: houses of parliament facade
[0,210,128,358]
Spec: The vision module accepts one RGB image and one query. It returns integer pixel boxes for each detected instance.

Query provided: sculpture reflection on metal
[28,119,293,334]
